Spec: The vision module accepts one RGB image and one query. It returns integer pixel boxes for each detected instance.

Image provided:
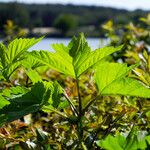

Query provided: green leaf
[7,37,43,64]
[76,45,123,77]
[96,130,147,150]
[30,33,122,78]
[26,69,42,83]
[69,33,91,67]
[0,94,10,109]
[42,105,67,118]
[58,100,69,109]
[52,43,70,60]
[0,81,53,124]
[0,114,7,126]
[102,78,150,98]
[0,62,3,70]
[51,81,63,108]
[95,63,132,92]
[124,127,147,150]
[23,53,44,69]
[2,61,22,80]
[95,63,150,98]
[10,86,29,95]
[69,33,123,77]
[30,50,75,77]
[0,37,43,80]
[0,43,8,67]
[0,81,66,125]
[2,86,29,98]
[96,134,125,150]
[145,135,150,145]
[42,81,67,110]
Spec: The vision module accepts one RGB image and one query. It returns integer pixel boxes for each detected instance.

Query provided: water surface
[30,38,108,51]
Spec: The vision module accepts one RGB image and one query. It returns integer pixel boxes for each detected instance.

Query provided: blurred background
[1,1,150,149]
[0,0,150,50]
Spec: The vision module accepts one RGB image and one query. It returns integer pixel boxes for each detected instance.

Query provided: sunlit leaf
[7,37,43,64]
[30,50,75,77]
[96,134,125,150]
[0,37,43,80]
[0,94,10,109]
[30,33,122,78]
[26,69,42,83]
[95,63,150,97]
[23,53,44,69]
[76,45,123,77]
[125,127,147,150]
[2,86,29,98]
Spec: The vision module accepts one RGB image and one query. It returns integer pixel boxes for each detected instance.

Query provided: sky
[0,0,150,10]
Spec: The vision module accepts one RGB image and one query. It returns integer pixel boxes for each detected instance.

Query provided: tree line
[0,2,149,37]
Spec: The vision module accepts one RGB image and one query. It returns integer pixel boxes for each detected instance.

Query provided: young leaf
[0,37,43,79]
[2,61,22,80]
[75,45,123,77]
[26,69,42,83]
[69,33,91,67]
[7,37,43,64]
[68,33,123,77]
[23,53,44,69]
[30,50,75,77]
[30,33,122,79]
[95,63,150,98]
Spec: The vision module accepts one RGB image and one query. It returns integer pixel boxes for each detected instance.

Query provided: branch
[64,91,79,116]
[82,95,101,114]
[42,106,68,118]
[76,79,82,117]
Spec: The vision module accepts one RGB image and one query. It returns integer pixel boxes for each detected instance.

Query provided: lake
[30,38,109,51]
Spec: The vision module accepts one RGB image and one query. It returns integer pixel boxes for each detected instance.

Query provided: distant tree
[3,20,26,43]
[54,14,78,35]
[0,2,148,37]
[7,2,29,27]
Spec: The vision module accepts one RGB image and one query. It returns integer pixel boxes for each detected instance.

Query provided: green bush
[0,33,150,149]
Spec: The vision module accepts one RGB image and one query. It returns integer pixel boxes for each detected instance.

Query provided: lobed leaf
[102,77,150,98]
[68,33,123,77]
[2,86,29,98]
[75,45,123,77]
[30,33,122,79]
[26,69,42,83]
[0,80,66,125]
[22,53,44,69]
[96,130,147,150]
[96,134,125,150]
[30,50,75,77]
[7,37,43,64]
[0,37,43,80]
[95,63,150,98]
[0,81,53,124]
